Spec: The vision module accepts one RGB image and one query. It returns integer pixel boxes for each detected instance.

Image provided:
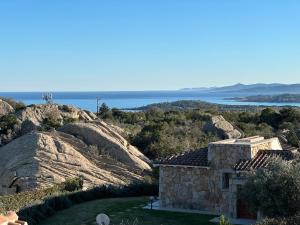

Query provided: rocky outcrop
[0,103,152,195]
[204,115,242,139]
[0,104,99,145]
[0,100,14,116]
[16,104,97,127]
[0,130,151,194]
[59,122,151,171]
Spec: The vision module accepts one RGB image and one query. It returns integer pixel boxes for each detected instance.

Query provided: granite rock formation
[0,100,14,116]
[204,115,242,139]
[0,103,151,195]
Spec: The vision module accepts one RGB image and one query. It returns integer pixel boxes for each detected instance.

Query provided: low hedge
[0,178,83,215]
[2,182,158,225]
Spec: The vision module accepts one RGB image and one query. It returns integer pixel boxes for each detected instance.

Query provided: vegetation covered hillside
[228,94,300,103]
[99,102,300,160]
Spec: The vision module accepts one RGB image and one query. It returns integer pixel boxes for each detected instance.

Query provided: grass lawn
[38,197,215,225]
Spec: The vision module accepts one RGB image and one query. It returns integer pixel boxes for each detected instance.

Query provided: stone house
[155,136,298,220]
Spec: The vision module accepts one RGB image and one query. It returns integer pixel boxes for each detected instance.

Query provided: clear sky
[0,0,300,91]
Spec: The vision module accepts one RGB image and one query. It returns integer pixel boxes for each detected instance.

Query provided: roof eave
[153,164,210,169]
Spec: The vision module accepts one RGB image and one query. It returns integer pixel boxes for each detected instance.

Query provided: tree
[260,108,281,128]
[98,103,112,119]
[286,130,300,147]
[241,157,300,218]
[280,108,300,124]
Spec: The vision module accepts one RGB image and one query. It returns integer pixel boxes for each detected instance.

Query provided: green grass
[38,197,214,225]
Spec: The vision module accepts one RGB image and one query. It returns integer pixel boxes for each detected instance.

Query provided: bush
[0,185,62,214]
[0,98,26,111]
[241,157,300,218]
[260,108,281,128]
[63,117,78,124]
[61,177,84,192]
[43,109,62,129]
[286,130,300,147]
[0,114,18,135]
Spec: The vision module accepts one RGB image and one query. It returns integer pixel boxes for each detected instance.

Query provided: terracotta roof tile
[156,148,208,167]
[156,142,298,169]
[281,143,299,152]
[234,150,296,171]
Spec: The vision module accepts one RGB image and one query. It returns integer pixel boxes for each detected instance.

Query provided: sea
[0,91,300,112]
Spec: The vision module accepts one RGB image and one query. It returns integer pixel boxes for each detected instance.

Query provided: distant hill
[228,94,300,103]
[181,83,300,94]
[132,100,216,111]
[129,100,292,112]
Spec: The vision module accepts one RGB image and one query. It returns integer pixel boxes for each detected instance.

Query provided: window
[222,173,230,189]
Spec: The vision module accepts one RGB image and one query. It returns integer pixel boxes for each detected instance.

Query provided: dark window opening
[222,173,230,189]
[16,185,21,193]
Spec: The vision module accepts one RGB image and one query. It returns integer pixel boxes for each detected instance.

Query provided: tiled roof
[156,148,208,167]
[234,150,296,171]
[281,143,299,152]
[156,141,298,169]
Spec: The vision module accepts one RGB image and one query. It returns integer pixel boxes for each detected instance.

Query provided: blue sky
[0,0,300,91]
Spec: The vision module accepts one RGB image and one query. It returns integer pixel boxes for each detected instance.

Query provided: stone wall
[0,186,16,196]
[208,138,282,170]
[159,166,217,211]
[159,165,239,215]
[250,138,282,157]
[208,144,252,170]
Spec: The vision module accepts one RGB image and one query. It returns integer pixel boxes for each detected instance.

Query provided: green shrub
[63,117,78,124]
[43,109,62,129]
[241,157,300,218]
[0,185,62,214]
[0,98,26,111]
[0,114,18,134]
[61,177,83,192]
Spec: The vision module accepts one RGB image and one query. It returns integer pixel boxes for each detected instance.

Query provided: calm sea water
[0,91,300,112]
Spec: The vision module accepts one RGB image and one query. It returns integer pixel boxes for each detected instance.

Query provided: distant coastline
[226,94,300,103]
[1,83,300,111]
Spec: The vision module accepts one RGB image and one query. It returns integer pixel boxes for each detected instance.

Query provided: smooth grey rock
[204,115,242,139]
[59,122,151,171]
[0,99,14,116]
[0,131,151,194]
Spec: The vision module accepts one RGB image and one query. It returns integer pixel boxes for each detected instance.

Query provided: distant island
[227,94,300,103]
[181,83,300,94]
[128,99,294,112]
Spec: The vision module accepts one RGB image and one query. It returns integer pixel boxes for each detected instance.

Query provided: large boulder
[0,99,14,116]
[59,122,151,171]
[0,131,150,194]
[204,115,242,139]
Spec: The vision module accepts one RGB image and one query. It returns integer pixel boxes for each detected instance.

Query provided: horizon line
[1,82,299,93]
